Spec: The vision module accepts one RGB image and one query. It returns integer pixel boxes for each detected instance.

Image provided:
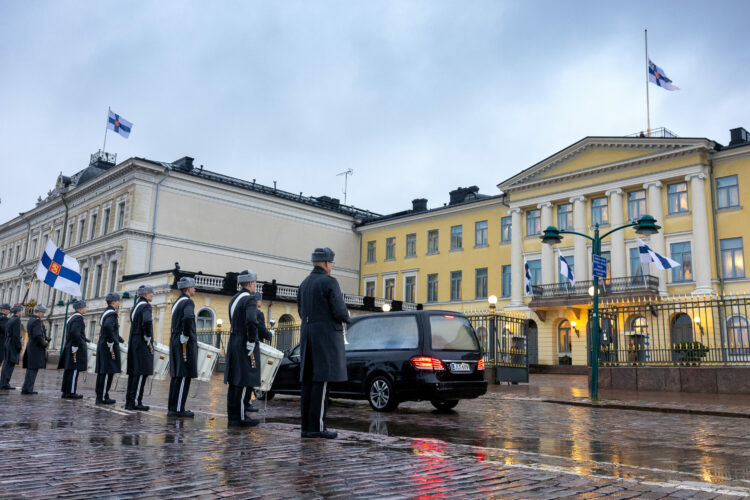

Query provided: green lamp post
[541,214,660,400]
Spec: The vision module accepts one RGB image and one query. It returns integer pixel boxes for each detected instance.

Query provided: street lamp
[215,318,223,349]
[382,303,391,313]
[541,214,660,400]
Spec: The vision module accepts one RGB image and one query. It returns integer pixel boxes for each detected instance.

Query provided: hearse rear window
[429,315,479,351]
[345,316,419,350]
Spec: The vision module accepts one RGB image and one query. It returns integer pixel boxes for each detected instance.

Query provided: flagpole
[645,29,651,137]
[103,106,110,153]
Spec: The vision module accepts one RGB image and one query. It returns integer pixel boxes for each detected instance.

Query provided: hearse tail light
[410,356,445,371]
[477,358,485,371]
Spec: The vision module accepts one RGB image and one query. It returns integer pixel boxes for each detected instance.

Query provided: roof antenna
[336,168,354,205]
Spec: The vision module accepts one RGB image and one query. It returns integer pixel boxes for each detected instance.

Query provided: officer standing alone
[0,303,9,372]
[95,293,124,405]
[0,305,23,390]
[126,285,155,411]
[58,300,87,399]
[297,247,350,439]
[22,304,50,395]
[168,277,198,418]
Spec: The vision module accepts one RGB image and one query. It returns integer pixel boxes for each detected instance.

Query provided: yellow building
[357,127,750,367]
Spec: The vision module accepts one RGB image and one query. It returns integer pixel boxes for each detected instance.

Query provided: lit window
[668,182,689,214]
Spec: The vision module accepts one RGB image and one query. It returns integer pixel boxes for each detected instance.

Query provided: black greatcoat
[0,312,7,364]
[224,290,260,387]
[127,297,155,376]
[95,306,124,375]
[57,313,87,371]
[4,315,22,364]
[22,316,48,370]
[257,310,273,342]
[169,294,198,378]
[297,266,350,382]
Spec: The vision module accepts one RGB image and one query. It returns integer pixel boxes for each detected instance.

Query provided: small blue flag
[108,110,133,138]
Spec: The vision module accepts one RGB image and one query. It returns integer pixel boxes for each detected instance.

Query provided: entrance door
[526,320,538,365]
[671,313,694,362]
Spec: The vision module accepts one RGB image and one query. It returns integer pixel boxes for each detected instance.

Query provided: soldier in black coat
[0,303,9,369]
[0,305,24,390]
[58,300,88,399]
[297,247,350,439]
[225,270,262,427]
[95,293,124,404]
[168,277,198,418]
[126,285,155,411]
[243,292,274,417]
[21,304,50,395]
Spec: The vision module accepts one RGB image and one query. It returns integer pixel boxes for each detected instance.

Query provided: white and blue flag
[524,258,532,296]
[558,250,575,286]
[35,240,82,297]
[107,110,133,138]
[648,59,679,91]
[637,238,680,270]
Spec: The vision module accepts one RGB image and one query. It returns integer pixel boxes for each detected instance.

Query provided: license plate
[449,362,471,373]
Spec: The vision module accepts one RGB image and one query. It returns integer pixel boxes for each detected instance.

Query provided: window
[450,271,462,301]
[89,213,98,240]
[15,244,20,264]
[384,278,395,300]
[559,255,574,283]
[629,247,643,277]
[527,259,541,286]
[345,316,419,351]
[88,320,97,342]
[78,219,85,243]
[405,233,416,257]
[429,315,479,351]
[670,242,692,282]
[67,223,74,247]
[501,265,511,297]
[557,203,573,231]
[404,276,416,303]
[632,316,648,335]
[628,190,646,220]
[475,221,488,247]
[117,201,126,229]
[197,309,214,331]
[102,207,111,236]
[558,320,572,355]
[600,250,612,278]
[717,175,740,209]
[592,197,609,225]
[427,274,438,302]
[427,230,439,254]
[54,230,60,247]
[81,268,90,299]
[108,261,118,293]
[721,238,745,279]
[668,182,689,214]
[385,237,395,260]
[0,250,4,268]
[450,225,463,250]
[501,216,512,243]
[366,241,376,263]
[31,239,38,259]
[727,316,750,354]
[365,280,375,297]
[475,268,488,299]
[94,264,103,298]
[526,209,541,236]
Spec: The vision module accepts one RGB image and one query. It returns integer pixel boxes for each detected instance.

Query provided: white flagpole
[645,29,651,137]
[102,106,110,153]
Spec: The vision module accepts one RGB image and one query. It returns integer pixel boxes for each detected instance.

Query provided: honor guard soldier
[58,300,87,399]
[0,305,24,390]
[22,304,50,395]
[168,277,198,418]
[243,291,274,417]
[0,303,9,372]
[297,247,350,439]
[126,285,155,411]
[226,270,263,427]
[95,293,124,405]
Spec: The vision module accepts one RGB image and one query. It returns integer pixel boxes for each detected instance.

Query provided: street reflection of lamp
[382,303,391,312]
[571,320,580,338]
[694,316,704,336]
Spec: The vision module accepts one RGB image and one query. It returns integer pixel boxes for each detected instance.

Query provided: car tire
[367,375,398,412]
[431,399,459,411]
[254,389,275,401]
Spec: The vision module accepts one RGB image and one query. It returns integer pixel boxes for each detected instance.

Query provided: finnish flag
[558,250,575,286]
[637,238,680,270]
[524,258,532,296]
[648,59,680,91]
[107,110,133,138]
[35,240,82,297]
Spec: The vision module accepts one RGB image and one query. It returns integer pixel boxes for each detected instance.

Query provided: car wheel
[368,376,398,412]
[431,399,459,411]
[254,389,275,401]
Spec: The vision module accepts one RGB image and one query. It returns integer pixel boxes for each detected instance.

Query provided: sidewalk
[488,374,750,418]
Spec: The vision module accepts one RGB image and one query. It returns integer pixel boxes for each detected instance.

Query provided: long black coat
[95,307,124,375]
[297,266,350,382]
[257,310,273,343]
[57,313,87,371]
[4,315,22,364]
[225,290,261,387]
[127,298,154,376]
[0,313,7,365]
[169,294,198,378]
[22,316,48,370]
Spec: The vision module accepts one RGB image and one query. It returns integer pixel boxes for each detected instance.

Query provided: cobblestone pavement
[1,369,749,498]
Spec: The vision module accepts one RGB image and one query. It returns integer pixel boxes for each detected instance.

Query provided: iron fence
[196,322,301,357]
[466,312,529,382]
[595,295,750,366]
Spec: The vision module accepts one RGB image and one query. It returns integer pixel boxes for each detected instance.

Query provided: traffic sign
[592,255,608,279]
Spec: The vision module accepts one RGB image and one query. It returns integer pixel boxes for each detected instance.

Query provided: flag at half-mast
[108,110,133,138]
[35,240,82,297]
[648,59,679,91]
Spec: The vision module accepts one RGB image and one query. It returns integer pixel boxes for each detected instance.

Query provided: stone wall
[595,366,750,394]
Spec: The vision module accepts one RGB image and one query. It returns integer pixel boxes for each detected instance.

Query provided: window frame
[385,237,396,261]
[427,230,439,254]
[366,241,376,263]
[670,241,693,282]
[591,197,609,226]
[501,216,512,243]
[720,237,745,279]
[526,209,541,237]
[501,265,511,297]
[449,270,462,301]
[475,220,488,247]
[667,182,689,215]
[717,175,740,209]
[475,267,488,299]
[557,203,573,231]
[450,225,463,251]
[558,320,572,356]
[384,277,395,300]
[364,280,376,297]
[427,273,438,302]
[405,233,417,258]
[628,190,646,220]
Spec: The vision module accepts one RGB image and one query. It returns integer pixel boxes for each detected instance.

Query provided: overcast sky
[1,1,748,222]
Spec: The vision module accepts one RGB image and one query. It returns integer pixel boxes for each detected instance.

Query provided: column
[570,196,588,283]
[687,173,714,295]
[509,208,524,307]
[644,181,667,295]
[606,189,626,279]
[539,202,555,285]
[157,305,167,344]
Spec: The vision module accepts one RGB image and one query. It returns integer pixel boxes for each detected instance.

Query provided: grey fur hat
[73,299,87,309]
[137,285,154,295]
[0,303,10,311]
[33,304,47,313]
[177,276,196,289]
[11,304,24,313]
[105,292,121,303]
[237,270,258,284]
[311,247,335,263]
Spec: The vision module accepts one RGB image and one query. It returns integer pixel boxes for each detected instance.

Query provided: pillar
[687,172,714,295]
[539,202,555,285]
[509,207,524,306]
[644,181,667,295]
[606,189,626,279]
[570,196,588,283]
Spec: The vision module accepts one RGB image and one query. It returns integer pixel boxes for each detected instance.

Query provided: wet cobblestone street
[1,370,749,498]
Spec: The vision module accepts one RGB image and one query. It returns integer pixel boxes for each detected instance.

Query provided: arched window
[196,308,214,331]
[558,320,571,356]
[631,316,648,335]
[727,316,750,355]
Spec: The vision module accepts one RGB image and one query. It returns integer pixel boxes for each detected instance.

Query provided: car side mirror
[289,354,300,364]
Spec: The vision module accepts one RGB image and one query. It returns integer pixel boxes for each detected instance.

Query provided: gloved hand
[71,346,79,353]
[144,336,153,353]
[268,329,274,338]
[106,342,114,350]
[179,334,189,344]
[246,341,256,356]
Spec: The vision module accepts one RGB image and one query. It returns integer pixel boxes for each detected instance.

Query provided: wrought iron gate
[467,313,529,383]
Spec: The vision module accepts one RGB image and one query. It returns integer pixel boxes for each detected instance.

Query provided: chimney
[172,156,195,172]
[412,198,428,212]
[448,186,480,205]
[729,127,750,147]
